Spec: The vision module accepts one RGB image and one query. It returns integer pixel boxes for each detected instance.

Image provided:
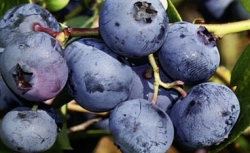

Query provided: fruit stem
[33,24,99,46]
[67,100,109,116]
[68,117,102,133]
[198,19,250,37]
[32,103,39,111]
[148,54,187,104]
[33,24,56,36]
[64,27,99,37]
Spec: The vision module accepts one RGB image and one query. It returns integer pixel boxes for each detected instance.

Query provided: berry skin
[158,21,220,85]
[0,107,58,153]
[0,3,60,47]
[0,72,24,111]
[109,98,174,153]
[0,31,68,102]
[65,38,134,112]
[99,0,169,58]
[170,82,240,148]
[77,37,133,63]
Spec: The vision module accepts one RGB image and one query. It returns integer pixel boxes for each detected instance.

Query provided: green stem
[64,27,99,37]
[148,54,187,104]
[198,19,250,37]
[32,103,39,111]
[34,24,99,47]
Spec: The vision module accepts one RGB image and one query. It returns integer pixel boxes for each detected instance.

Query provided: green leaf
[166,0,182,22]
[43,105,72,153]
[209,44,250,152]
[63,9,99,46]
[231,45,250,87]
[171,0,183,5]
[63,15,97,28]
[53,105,72,150]
[235,135,250,152]
[55,105,73,150]
[239,0,250,13]
[0,0,31,19]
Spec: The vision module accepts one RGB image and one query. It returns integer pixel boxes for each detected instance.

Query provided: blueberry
[0,3,60,47]
[0,31,68,102]
[65,38,134,112]
[170,82,240,148]
[158,21,220,85]
[99,0,169,58]
[0,107,59,153]
[77,38,130,65]
[0,72,24,111]
[109,98,174,153]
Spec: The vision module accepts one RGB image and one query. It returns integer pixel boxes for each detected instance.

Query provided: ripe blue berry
[99,0,169,58]
[170,82,240,148]
[65,38,133,112]
[158,21,220,85]
[109,98,174,153]
[0,107,58,153]
[0,31,68,102]
[0,3,60,47]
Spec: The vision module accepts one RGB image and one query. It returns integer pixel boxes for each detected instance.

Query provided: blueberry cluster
[0,1,240,153]
[0,3,66,153]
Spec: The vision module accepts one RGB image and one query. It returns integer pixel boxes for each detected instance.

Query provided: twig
[33,24,99,46]
[198,19,250,37]
[67,100,109,116]
[68,117,102,133]
[148,54,187,104]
